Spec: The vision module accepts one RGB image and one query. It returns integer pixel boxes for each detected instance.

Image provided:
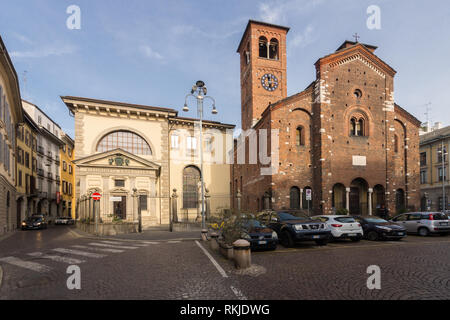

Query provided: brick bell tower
[237,20,289,130]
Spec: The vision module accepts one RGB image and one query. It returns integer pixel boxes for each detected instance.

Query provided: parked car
[259,211,331,247]
[390,212,450,236]
[311,215,363,241]
[241,219,278,251]
[54,216,75,225]
[21,215,48,230]
[352,216,406,241]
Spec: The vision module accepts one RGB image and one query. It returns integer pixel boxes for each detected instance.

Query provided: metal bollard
[201,229,208,241]
[233,239,251,269]
[209,232,219,251]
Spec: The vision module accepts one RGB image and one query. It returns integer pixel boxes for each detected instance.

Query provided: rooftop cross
[353,33,360,42]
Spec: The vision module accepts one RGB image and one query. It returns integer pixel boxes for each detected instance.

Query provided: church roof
[336,40,378,52]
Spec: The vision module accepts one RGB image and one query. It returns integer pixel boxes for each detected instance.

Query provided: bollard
[209,232,219,251]
[201,229,208,241]
[233,239,251,269]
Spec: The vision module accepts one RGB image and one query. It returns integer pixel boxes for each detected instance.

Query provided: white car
[311,215,363,241]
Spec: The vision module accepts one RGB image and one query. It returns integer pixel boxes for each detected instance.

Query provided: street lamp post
[183,81,218,230]
[439,141,448,212]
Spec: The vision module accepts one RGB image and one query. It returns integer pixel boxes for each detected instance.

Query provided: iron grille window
[139,195,147,211]
[183,166,200,209]
[115,180,125,187]
[97,130,152,155]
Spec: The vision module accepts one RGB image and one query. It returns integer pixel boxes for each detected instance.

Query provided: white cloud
[13,32,34,45]
[290,24,315,48]
[258,0,324,24]
[139,45,164,60]
[11,45,76,58]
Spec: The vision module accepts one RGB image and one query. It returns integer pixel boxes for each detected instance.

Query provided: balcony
[37,168,44,177]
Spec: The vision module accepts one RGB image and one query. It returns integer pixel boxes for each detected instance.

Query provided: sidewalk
[70,227,202,242]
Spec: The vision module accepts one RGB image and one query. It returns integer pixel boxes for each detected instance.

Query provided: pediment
[74,148,160,170]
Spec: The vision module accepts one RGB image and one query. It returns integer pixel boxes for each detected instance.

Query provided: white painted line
[0,265,3,288]
[52,248,106,258]
[72,245,124,253]
[195,240,228,278]
[28,252,85,265]
[0,256,52,273]
[140,241,159,245]
[230,285,247,300]
[100,241,148,247]
[89,242,139,250]
[167,241,181,243]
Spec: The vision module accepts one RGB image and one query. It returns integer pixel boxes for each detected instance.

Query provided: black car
[21,215,48,230]
[260,211,331,247]
[353,216,406,241]
[241,219,278,250]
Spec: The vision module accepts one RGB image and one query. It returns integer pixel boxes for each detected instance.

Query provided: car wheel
[281,230,294,248]
[367,231,379,241]
[315,239,328,246]
[418,227,429,237]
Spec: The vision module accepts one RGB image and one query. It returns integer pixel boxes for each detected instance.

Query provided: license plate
[440,222,448,226]
[313,235,320,239]
[258,241,267,245]
[348,233,357,237]
[397,232,404,236]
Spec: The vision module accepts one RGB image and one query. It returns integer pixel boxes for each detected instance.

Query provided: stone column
[368,188,373,216]
[236,189,242,214]
[300,189,303,209]
[205,188,211,221]
[171,189,178,223]
[346,188,350,211]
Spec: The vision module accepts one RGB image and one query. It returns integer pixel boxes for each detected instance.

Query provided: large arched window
[259,36,268,58]
[183,166,201,209]
[350,117,366,136]
[96,130,152,155]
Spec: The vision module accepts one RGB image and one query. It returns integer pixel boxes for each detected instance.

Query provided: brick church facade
[232,20,421,216]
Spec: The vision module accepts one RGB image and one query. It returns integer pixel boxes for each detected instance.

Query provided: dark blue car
[353,216,406,241]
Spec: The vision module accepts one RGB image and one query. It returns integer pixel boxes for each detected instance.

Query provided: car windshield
[335,217,356,223]
[364,218,388,223]
[27,217,42,222]
[243,219,266,228]
[278,212,306,221]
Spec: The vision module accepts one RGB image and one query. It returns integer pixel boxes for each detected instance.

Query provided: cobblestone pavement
[0,226,449,300]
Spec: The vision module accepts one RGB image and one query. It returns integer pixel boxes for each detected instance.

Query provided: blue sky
[1,0,449,137]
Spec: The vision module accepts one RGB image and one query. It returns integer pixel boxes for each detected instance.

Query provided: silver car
[390,212,450,236]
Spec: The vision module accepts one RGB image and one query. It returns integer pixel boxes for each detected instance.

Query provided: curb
[69,227,201,243]
[0,266,3,289]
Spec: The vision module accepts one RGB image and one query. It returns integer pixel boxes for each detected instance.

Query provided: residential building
[419,126,450,211]
[0,36,23,235]
[60,133,75,218]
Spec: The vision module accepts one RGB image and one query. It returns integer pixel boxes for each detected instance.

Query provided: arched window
[350,118,357,136]
[357,119,364,136]
[290,187,300,209]
[296,126,304,146]
[269,38,279,60]
[259,36,268,58]
[394,134,399,153]
[96,130,152,155]
[183,166,201,209]
[350,117,366,136]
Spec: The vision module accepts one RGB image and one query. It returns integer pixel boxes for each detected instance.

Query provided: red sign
[56,192,61,204]
[92,192,101,201]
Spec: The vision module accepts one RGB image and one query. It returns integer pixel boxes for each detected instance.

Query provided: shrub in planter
[336,208,349,215]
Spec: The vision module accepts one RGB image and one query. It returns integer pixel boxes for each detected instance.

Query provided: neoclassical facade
[62,96,234,227]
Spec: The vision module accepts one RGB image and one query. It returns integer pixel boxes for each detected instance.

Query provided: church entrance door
[113,196,127,220]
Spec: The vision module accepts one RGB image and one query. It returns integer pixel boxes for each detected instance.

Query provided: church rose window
[97,130,152,155]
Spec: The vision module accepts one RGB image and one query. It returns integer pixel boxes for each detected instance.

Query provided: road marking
[167,241,181,243]
[195,240,228,278]
[0,265,3,288]
[0,256,52,273]
[28,252,85,264]
[230,285,248,300]
[90,242,139,250]
[72,245,124,253]
[100,241,148,247]
[140,241,160,245]
[52,248,106,258]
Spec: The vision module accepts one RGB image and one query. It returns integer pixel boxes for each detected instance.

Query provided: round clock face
[261,73,279,91]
